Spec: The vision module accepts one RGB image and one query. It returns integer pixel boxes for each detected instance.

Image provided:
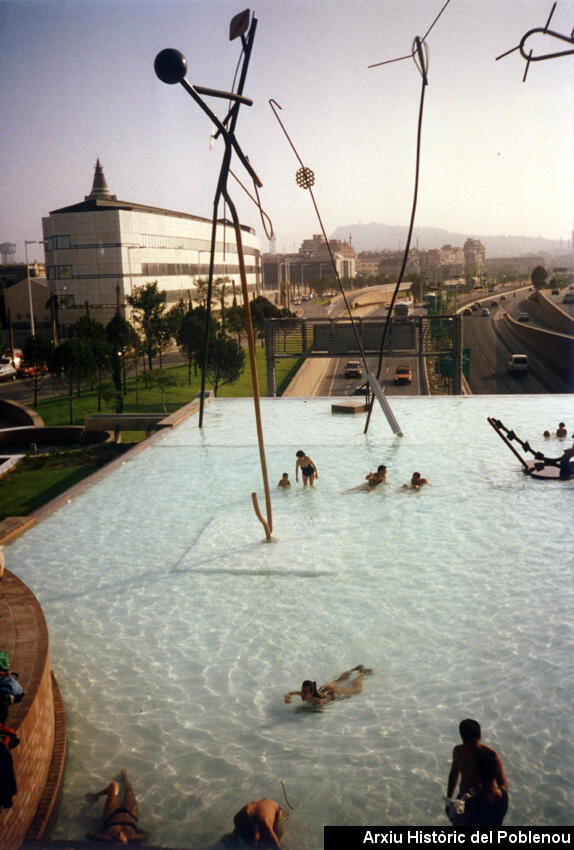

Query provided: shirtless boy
[224,798,286,848]
[446,718,507,801]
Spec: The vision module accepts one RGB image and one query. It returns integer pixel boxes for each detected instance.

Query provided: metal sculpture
[496,2,574,81]
[155,10,274,541]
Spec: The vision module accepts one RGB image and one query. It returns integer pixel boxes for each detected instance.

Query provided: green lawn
[0,351,302,523]
[36,350,302,425]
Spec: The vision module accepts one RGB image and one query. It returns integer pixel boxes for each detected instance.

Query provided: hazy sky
[1,0,573,261]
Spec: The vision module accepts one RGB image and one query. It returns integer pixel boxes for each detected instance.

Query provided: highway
[314,354,421,397]
[462,287,571,394]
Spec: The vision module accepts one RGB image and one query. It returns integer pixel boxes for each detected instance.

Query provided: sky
[1,0,573,262]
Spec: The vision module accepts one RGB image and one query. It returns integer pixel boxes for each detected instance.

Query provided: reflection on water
[9,395,574,846]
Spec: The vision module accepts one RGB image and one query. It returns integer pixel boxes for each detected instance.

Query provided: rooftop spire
[85,159,116,200]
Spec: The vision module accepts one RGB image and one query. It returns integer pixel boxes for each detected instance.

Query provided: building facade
[42,161,262,331]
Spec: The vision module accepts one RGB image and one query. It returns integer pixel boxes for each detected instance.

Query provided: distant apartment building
[485,255,545,278]
[463,238,486,278]
[262,234,356,305]
[356,244,464,283]
[42,160,261,331]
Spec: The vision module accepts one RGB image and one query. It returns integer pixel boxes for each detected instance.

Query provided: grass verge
[0,351,303,523]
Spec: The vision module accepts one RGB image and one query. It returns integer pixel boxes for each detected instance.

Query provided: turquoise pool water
[9,395,574,846]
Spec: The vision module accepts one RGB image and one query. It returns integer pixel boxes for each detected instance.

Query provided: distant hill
[330,223,568,258]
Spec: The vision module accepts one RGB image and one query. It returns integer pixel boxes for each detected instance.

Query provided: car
[480,307,490,316]
[3,348,23,369]
[394,365,412,385]
[471,303,479,311]
[344,360,363,378]
[518,312,530,322]
[562,292,574,304]
[0,357,17,382]
[552,289,560,295]
[18,361,48,378]
[490,301,498,307]
[508,354,528,374]
[500,295,506,301]
[463,308,472,316]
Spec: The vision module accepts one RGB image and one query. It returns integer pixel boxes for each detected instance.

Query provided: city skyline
[1,0,573,263]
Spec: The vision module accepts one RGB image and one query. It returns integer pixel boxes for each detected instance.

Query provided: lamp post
[25,240,42,336]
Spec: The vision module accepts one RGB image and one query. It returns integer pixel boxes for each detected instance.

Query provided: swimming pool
[9,395,574,846]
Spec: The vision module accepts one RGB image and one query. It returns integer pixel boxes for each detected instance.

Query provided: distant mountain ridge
[330,223,569,258]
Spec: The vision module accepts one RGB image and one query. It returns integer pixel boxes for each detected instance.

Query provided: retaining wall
[523,290,574,335]
[0,571,59,850]
[281,357,329,397]
[503,314,574,385]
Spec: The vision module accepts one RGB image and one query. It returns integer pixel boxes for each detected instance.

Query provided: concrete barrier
[281,357,329,397]
[503,313,574,385]
[523,290,574,335]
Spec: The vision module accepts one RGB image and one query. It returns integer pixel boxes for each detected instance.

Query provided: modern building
[42,160,262,332]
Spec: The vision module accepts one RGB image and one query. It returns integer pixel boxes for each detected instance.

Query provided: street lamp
[25,240,43,336]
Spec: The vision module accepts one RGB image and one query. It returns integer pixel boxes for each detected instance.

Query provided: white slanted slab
[367,372,403,436]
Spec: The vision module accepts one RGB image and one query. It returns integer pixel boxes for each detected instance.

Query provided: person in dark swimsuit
[283,666,372,706]
[295,450,318,487]
[85,769,150,844]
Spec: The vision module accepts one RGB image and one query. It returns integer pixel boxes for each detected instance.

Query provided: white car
[508,354,528,374]
[0,357,17,381]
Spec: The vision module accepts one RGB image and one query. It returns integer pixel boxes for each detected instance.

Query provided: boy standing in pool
[446,719,507,803]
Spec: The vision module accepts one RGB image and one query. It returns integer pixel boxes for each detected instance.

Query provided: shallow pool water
[9,395,574,846]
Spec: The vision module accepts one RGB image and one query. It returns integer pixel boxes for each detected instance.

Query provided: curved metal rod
[519,27,574,61]
[268,99,371,381]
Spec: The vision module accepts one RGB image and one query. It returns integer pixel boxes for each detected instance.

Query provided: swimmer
[85,769,150,844]
[366,464,387,488]
[283,666,372,706]
[543,430,551,438]
[556,422,568,438]
[277,473,291,489]
[295,450,318,487]
[402,472,428,490]
[222,798,287,848]
[345,464,387,493]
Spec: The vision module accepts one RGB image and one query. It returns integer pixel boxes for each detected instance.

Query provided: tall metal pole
[24,240,37,336]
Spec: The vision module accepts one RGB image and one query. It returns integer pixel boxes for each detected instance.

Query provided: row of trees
[20,281,294,421]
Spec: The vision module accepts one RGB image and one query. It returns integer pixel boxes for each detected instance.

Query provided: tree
[175,306,217,383]
[148,368,183,413]
[250,296,285,345]
[226,304,246,346]
[69,316,110,410]
[126,281,167,371]
[23,334,54,408]
[106,312,139,411]
[49,337,97,424]
[201,330,245,396]
[531,265,548,290]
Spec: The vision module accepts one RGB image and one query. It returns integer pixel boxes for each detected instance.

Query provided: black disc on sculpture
[154,49,188,84]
